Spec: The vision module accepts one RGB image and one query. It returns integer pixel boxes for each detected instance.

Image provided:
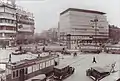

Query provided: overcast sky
[16,0,120,33]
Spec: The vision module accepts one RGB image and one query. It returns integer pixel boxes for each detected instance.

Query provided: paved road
[58,54,120,81]
[0,49,120,81]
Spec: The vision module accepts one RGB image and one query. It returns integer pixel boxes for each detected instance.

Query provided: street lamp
[90,16,98,46]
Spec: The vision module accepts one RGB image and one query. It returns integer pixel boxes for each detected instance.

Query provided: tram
[80,45,102,53]
[104,46,120,54]
[4,54,59,81]
[13,44,42,55]
[42,46,65,52]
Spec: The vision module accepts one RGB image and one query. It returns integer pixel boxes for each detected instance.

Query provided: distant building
[109,25,120,44]
[59,8,109,49]
[0,0,35,46]
[48,27,58,42]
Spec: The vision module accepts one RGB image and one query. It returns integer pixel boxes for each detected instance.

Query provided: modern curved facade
[59,8,109,49]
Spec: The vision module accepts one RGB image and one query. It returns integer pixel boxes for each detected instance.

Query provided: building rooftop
[60,8,106,15]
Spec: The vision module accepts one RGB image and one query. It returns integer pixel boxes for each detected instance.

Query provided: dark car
[53,65,75,80]
[86,67,111,81]
[117,78,120,81]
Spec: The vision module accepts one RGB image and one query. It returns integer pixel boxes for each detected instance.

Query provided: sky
[16,0,120,33]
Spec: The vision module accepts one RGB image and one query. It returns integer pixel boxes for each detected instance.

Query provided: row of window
[12,68,27,79]
[0,33,15,37]
[0,26,16,31]
[19,20,34,25]
[0,19,16,24]
[0,18,34,26]
[12,59,55,79]
[28,60,54,74]
[0,12,15,18]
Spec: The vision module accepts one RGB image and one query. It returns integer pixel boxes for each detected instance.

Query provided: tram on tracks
[4,54,59,81]
[80,45,102,53]
[104,45,120,54]
[12,44,42,55]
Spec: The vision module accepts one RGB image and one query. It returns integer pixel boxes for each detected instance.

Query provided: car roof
[54,64,69,70]
[92,67,111,73]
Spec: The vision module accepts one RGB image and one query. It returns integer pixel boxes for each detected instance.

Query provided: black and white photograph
[0,0,120,81]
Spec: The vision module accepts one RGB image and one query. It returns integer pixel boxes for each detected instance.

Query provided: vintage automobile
[117,78,120,81]
[53,65,75,81]
[86,67,111,81]
[61,51,71,55]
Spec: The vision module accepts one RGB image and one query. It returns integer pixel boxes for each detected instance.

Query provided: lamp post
[90,16,98,46]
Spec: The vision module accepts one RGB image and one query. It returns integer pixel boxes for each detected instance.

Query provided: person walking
[92,56,97,63]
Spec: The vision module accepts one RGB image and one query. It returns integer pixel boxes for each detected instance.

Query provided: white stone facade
[59,8,109,49]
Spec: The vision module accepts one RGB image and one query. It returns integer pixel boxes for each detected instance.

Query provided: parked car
[53,65,75,80]
[86,67,111,81]
[62,51,71,55]
[117,78,120,81]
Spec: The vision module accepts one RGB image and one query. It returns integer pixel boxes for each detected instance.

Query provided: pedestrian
[19,46,22,51]
[49,51,51,55]
[92,56,97,63]
[74,52,77,57]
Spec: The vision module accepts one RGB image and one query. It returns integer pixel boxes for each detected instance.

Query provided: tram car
[86,66,111,81]
[18,44,42,54]
[81,45,102,53]
[43,46,66,52]
[53,65,75,81]
[104,46,120,54]
[5,54,59,81]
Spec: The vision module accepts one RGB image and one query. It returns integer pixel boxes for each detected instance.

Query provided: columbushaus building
[59,8,109,49]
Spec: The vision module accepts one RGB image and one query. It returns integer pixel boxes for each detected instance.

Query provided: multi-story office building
[0,0,35,46]
[59,8,109,49]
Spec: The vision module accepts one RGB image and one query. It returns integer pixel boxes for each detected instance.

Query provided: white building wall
[60,11,70,34]
[60,10,109,37]
[4,7,16,14]
[69,11,109,36]
[0,7,4,12]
